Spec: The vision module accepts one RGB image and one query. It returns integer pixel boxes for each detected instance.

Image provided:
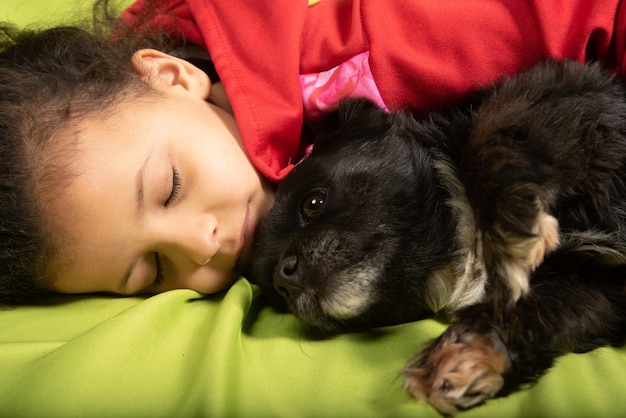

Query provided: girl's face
[48,50,275,296]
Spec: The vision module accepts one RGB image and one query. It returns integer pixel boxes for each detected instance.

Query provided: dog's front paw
[525,211,560,267]
[403,325,510,416]
[485,208,560,303]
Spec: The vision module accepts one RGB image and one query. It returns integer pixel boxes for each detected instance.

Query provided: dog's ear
[336,98,385,124]
[303,98,389,145]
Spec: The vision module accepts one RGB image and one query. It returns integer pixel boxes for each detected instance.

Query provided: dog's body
[247,60,626,415]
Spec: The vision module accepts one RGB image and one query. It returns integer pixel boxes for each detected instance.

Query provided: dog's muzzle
[274,255,304,300]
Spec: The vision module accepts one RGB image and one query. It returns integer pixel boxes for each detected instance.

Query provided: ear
[336,98,387,123]
[132,49,211,99]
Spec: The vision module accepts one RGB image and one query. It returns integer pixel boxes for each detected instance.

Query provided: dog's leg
[462,66,626,304]
[463,131,562,305]
[478,182,560,304]
[403,257,626,415]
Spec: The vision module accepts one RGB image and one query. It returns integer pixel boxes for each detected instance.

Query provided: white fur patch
[500,262,529,302]
[527,211,559,268]
[319,266,379,319]
[425,155,487,313]
[498,209,559,301]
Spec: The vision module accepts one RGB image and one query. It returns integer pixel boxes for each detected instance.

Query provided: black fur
[246,60,626,414]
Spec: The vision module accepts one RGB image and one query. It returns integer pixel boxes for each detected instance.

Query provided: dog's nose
[274,255,303,299]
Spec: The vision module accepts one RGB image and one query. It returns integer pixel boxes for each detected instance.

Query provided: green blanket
[1,279,625,418]
[1,1,626,417]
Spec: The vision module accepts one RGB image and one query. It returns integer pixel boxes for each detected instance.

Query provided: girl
[1,0,625,303]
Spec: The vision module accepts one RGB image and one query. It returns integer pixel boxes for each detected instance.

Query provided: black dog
[246,60,626,415]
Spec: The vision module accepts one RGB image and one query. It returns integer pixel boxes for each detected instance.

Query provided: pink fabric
[300,51,387,120]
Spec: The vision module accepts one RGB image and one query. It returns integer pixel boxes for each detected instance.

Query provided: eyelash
[164,167,181,207]
[154,166,181,286]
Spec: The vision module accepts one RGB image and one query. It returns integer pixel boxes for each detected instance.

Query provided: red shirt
[122,0,626,182]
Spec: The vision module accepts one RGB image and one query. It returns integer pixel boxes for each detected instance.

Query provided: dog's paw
[486,209,560,303]
[403,325,510,416]
[526,211,560,267]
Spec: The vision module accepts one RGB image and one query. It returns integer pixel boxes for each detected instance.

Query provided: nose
[167,213,220,266]
[273,255,303,300]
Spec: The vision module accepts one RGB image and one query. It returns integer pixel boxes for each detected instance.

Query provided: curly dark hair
[0,0,184,304]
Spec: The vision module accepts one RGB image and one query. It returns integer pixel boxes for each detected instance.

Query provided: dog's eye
[301,190,327,220]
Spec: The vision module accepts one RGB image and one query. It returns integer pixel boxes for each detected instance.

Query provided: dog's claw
[403,325,510,415]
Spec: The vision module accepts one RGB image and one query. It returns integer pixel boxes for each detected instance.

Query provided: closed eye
[164,167,181,207]
[154,167,180,287]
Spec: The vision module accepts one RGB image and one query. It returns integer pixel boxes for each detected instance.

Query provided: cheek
[204,147,258,192]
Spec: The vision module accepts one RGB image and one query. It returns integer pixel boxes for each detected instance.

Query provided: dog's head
[247,100,460,332]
